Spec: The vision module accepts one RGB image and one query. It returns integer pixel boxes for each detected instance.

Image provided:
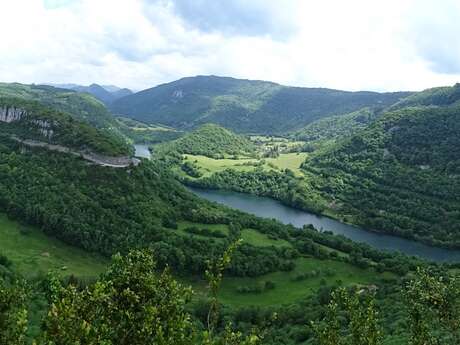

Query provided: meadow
[0,213,108,278]
[177,221,392,306]
[183,151,308,178]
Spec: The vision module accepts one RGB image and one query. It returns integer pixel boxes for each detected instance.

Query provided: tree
[40,250,194,345]
[0,279,28,345]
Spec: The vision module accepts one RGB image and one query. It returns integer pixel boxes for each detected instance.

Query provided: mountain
[0,83,135,148]
[0,83,117,128]
[50,83,133,105]
[302,84,460,247]
[0,97,131,156]
[110,75,411,134]
[159,123,255,158]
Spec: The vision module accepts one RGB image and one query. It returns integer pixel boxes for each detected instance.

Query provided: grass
[0,213,108,278]
[190,257,393,307]
[176,221,229,239]
[183,151,308,178]
[241,229,292,248]
[183,154,258,177]
[265,152,308,175]
[177,222,293,249]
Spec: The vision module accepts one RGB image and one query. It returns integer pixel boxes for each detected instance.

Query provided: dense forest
[302,103,460,247]
[110,76,410,134]
[158,123,255,158]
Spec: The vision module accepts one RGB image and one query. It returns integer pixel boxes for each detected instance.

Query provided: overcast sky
[1,0,459,92]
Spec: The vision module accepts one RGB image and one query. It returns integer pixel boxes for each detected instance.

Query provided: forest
[0,81,459,344]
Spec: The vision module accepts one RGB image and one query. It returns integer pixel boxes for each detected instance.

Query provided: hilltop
[110,75,411,134]
[159,123,255,158]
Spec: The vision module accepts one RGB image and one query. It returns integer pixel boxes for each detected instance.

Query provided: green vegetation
[3,80,460,345]
[116,116,183,143]
[217,257,387,306]
[0,83,119,130]
[302,102,460,247]
[0,82,133,149]
[2,248,459,345]
[159,123,255,158]
[293,107,381,143]
[110,75,410,134]
[0,97,131,155]
[0,213,107,278]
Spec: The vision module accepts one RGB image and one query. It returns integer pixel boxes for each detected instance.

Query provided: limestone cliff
[0,106,27,123]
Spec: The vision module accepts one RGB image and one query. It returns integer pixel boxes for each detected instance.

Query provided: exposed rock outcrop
[31,119,54,139]
[0,106,27,123]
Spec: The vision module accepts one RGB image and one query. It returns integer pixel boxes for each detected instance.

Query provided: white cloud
[0,0,459,91]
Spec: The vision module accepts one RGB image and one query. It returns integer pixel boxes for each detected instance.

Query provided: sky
[1,0,460,92]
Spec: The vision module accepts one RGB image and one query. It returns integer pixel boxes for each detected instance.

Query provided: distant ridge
[110,75,411,134]
[48,83,133,105]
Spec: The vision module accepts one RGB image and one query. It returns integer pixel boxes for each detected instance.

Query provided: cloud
[0,0,459,91]
[167,0,299,39]
[406,0,460,74]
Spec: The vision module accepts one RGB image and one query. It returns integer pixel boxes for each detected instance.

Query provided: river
[189,187,460,262]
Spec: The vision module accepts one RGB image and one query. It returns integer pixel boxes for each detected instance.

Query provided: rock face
[0,106,27,123]
[31,119,54,139]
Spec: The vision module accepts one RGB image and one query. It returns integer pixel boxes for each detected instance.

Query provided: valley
[0,78,459,345]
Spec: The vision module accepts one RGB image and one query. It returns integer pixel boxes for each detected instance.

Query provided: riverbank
[189,186,460,262]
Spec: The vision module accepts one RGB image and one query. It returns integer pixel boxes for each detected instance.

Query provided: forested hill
[110,75,411,134]
[0,83,121,131]
[158,123,255,158]
[302,95,460,247]
[0,98,131,156]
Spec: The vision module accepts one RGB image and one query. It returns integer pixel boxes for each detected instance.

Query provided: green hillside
[0,98,131,156]
[0,83,118,130]
[158,123,255,158]
[302,100,460,247]
[110,75,411,134]
[293,107,381,143]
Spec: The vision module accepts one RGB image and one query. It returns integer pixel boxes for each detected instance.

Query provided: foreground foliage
[1,251,459,345]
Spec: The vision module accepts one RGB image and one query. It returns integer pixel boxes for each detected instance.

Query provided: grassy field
[175,222,379,307]
[183,152,308,178]
[0,213,108,278]
[189,257,393,307]
[264,152,308,175]
[0,213,386,308]
[241,229,291,248]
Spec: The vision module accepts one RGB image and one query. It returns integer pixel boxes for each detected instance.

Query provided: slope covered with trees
[110,76,411,134]
[0,98,131,155]
[0,83,119,130]
[292,107,381,143]
[158,123,255,158]
[302,98,460,247]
